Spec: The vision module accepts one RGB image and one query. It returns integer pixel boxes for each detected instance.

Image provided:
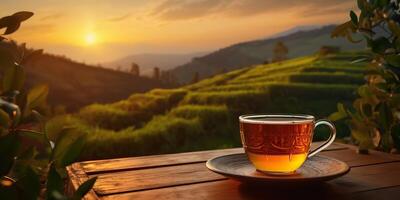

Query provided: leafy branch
[330,0,400,152]
[0,12,96,199]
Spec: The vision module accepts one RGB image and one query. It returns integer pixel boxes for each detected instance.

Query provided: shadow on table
[238,182,351,200]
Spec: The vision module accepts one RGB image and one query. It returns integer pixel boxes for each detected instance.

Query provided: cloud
[107,13,132,22]
[151,0,231,20]
[151,0,354,20]
[300,2,356,17]
[12,23,56,37]
[40,13,64,21]
[20,24,55,33]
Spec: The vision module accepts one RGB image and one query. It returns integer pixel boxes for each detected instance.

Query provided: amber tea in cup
[239,114,336,174]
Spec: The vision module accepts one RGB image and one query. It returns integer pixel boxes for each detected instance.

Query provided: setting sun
[85,33,96,45]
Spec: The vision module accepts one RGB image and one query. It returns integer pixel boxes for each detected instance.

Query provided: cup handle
[308,119,336,158]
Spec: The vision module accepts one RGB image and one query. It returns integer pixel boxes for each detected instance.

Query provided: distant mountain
[24,53,167,111]
[267,25,324,39]
[104,52,208,76]
[169,25,365,83]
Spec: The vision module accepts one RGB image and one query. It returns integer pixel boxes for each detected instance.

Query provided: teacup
[239,114,336,174]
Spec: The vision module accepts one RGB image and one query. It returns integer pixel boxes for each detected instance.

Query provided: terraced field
[48,52,366,160]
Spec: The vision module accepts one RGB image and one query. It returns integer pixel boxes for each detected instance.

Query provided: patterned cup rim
[239,114,315,124]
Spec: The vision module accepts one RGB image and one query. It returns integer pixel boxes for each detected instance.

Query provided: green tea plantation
[47,52,366,160]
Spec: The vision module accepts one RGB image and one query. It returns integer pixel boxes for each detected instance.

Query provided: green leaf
[0,48,15,69]
[328,112,346,121]
[0,15,20,35]
[391,124,400,150]
[0,109,10,129]
[361,103,373,117]
[328,103,348,121]
[349,110,363,122]
[358,85,373,98]
[15,167,40,200]
[331,21,355,38]
[350,10,358,26]
[16,130,51,154]
[388,20,400,37]
[25,84,48,112]
[367,37,392,54]
[46,164,64,200]
[2,64,25,92]
[357,0,366,10]
[52,131,86,167]
[353,129,374,149]
[380,129,393,152]
[349,118,375,150]
[390,94,400,107]
[3,23,20,35]
[0,134,19,176]
[30,110,46,129]
[385,55,400,67]
[15,91,27,116]
[73,177,97,199]
[0,98,20,127]
[11,11,33,22]
[395,38,400,51]
[377,102,394,132]
[0,12,33,35]
[16,129,47,143]
[381,67,400,84]
[59,135,86,167]
[338,102,346,113]
[46,125,76,145]
[377,0,389,7]
[18,146,38,160]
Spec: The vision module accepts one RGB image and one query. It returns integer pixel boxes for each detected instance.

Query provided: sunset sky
[1,0,356,63]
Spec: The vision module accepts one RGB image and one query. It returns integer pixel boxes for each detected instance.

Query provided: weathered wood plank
[66,163,99,200]
[320,149,400,166]
[83,148,243,175]
[92,148,400,196]
[102,162,400,200]
[81,142,346,174]
[92,163,226,195]
[350,185,400,200]
[338,143,400,161]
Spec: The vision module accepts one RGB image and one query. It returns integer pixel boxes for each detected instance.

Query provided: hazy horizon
[1,0,355,64]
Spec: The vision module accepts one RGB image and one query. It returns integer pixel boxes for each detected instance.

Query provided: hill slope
[169,25,364,83]
[267,25,324,39]
[48,52,366,160]
[25,53,166,111]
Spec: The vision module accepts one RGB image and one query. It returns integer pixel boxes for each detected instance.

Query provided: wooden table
[67,142,400,200]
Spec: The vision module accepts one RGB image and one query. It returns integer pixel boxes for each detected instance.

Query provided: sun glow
[84,32,96,45]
